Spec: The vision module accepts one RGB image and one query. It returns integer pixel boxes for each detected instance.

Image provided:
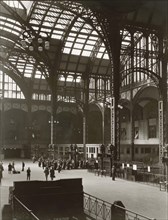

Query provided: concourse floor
[0,159,167,220]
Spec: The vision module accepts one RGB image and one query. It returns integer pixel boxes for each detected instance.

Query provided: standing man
[44,167,49,181]
[0,163,4,184]
[112,165,116,181]
[26,167,31,181]
[50,167,55,181]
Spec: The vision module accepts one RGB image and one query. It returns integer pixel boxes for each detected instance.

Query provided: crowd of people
[0,156,91,183]
[35,156,90,181]
[0,156,116,183]
[0,160,31,182]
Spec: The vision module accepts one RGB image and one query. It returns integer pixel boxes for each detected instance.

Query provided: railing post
[95,198,98,217]
[102,202,105,220]
[88,195,91,215]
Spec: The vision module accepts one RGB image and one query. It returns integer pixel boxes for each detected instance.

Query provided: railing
[12,192,156,220]
[84,192,112,220]
[88,168,166,188]
[83,193,156,220]
[13,195,39,220]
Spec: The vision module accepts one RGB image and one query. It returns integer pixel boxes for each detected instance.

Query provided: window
[126,148,130,154]
[141,148,144,154]
[134,127,139,139]
[121,128,126,140]
[89,147,95,153]
[145,148,151,154]
[148,125,156,138]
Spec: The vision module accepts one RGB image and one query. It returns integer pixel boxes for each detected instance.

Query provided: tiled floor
[0,159,167,220]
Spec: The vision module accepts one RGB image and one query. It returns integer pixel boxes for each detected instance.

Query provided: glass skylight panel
[89,36,98,41]
[25,69,32,74]
[59,75,65,81]
[67,75,74,82]
[35,70,42,79]
[67,36,75,42]
[69,33,77,37]
[76,38,86,44]
[29,19,39,25]
[84,45,94,51]
[55,23,66,30]
[63,48,71,54]
[24,72,32,78]
[96,52,103,59]
[45,15,56,23]
[0,21,5,26]
[52,30,64,39]
[65,42,73,47]
[81,50,91,57]
[80,28,90,34]
[86,40,95,45]
[71,49,81,55]
[3,1,23,9]
[78,34,88,39]
[76,76,81,83]
[99,47,105,52]
[74,43,83,49]
[71,26,80,32]
[103,53,109,60]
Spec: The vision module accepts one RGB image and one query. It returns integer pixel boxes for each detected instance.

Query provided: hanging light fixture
[38,35,43,44]
[38,44,43,52]
[29,43,34,51]
[45,39,50,50]
[21,39,27,48]
[21,30,50,52]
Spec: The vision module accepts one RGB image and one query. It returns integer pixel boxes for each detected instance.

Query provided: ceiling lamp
[29,43,34,51]
[38,44,43,52]
[21,30,50,52]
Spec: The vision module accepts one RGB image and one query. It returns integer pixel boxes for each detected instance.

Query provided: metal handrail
[13,195,39,220]
[12,192,156,220]
[83,192,156,220]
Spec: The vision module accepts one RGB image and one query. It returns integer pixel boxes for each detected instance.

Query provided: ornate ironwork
[83,193,156,220]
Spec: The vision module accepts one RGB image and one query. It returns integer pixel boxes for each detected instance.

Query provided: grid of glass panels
[0,70,25,99]
[121,29,161,87]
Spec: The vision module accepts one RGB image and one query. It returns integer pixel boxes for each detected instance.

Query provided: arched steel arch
[120,67,163,97]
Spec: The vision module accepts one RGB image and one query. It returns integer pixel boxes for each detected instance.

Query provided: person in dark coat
[27,167,31,180]
[50,167,55,181]
[112,165,116,181]
[22,161,25,171]
[44,167,49,181]
[0,164,4,183]
[58,164,62,173]
[8,163,12,174]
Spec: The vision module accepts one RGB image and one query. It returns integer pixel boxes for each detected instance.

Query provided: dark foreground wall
[12,178,85,219]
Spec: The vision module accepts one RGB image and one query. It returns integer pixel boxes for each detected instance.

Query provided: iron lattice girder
[121,67,161,88]
[52,1,105,41]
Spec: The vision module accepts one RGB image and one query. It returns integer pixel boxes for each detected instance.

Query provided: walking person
[0,164,4,184]
[50,167,55,181]
[12,161,15,172]
[27,167,31,181]
[58,163,62,173]
[8,163,12,174]
[22,161,25,171]
[112,165,116,181]
[44,167,49,181]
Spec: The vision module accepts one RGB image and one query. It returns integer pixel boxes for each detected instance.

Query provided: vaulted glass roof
[0,0,167,100]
